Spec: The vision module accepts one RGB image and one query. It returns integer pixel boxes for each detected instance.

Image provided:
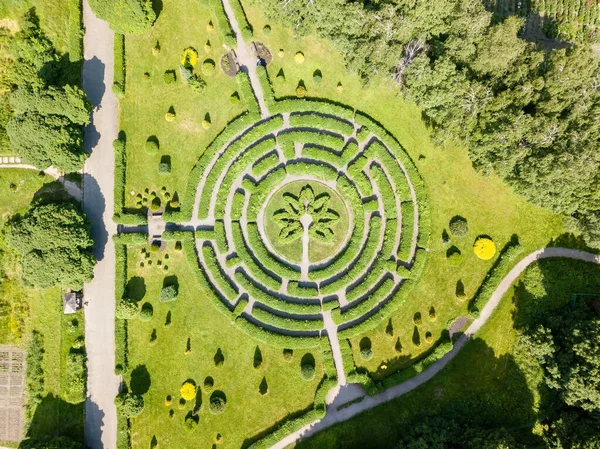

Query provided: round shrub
[449,216,469,237]
[185,414,199,431]
[178,398,186,409]
[143,72,150,80]
[150,197,161,211]
[447,250,463,267]
[474,237,497,260]
[204,40,211,53]
[180,382,197,401]
[300,353,316,381]
[152,42,160,56]
[145,138,159,155]
[313,70,322,86]
[263,25,271,35]
[209,391,227,414]
[163,71,176,84]
[455,280,466,299]
[296,84,306,98]
[429,306,437,321]
[202,119,211,130]
[202,59,216,75]
[230,92,240,104]
[158,161,171,175]
[283,348,293,361]
[165,112,176,122]
[150,242,160,252]
[336,82,343,93]
[294,51,305,64]
[164,395,172,406]
[160,285,178,302]
[359,337,373,360]
[206,21,214,32]
[278,48,284,58]
[115,393,144,418]
[116,300,139,320]
[413,312,422,326]
[115,364,124,375]
[203,376,214,391]
[140,303,153,321]
[189,75,206,93]
[425,332,433,343]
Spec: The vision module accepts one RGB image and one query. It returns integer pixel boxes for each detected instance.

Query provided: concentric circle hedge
[188,100,429,346]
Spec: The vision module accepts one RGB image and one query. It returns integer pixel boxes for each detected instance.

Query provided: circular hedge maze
[191,101,428,345]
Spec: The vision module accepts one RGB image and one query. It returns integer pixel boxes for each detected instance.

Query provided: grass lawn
[0,169,85,445]
[123,241,325,449]
[120,0,247,211]
[243,5,565,376]
[296,257,600,448]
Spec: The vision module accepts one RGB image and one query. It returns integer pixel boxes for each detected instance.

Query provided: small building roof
[63,292,82,314]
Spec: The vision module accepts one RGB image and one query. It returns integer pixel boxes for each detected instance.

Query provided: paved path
[81,2,120,448]
[272,247,600,448]
[220,0,268,117]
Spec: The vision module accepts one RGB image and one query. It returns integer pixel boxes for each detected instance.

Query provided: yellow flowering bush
[474,237,496,260]
[294,51,305,64]
[181,47,198,67]
[180,382,197,401]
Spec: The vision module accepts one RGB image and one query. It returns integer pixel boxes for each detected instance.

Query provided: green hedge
[117,414,131,449]
[247,408,321,449]
[252,306,324,332]
[345,261,386,303]
[271,98,355,122]
[235,270,321,314]
[277,129,346,153]
[398,201,416,262]
[208,0,236,48]
[286,160,338,182]
[321,216,382,295]
[161,230,191,241]
[237,71,260,116]
[113,33,125,96]
[370,164,398,214]
[347,156,373,197]
[68,0,83,62]
[251,152,280,178]
[340,338,356,376]
[469,241,524,315]
[255,65,275,108]
[235,317,321,349]
[287,281,319,298]
[214,220,229,253]
[231,191,246,220]
[113,137,126,220]
[113,233,147,245]
[289,112,355,136]
[320,338,337,378]
[114,244,129,373]
[246,168,286,220]
[227,0,253,40]
[64,351,86,403]
[244,223,299,279]
[201,244,239,302]
[337,277,396,324]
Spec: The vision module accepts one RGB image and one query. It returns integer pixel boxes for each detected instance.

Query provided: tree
[19,437,85,449]
[115,392,145,417]
[88,0,157,35]
[4,202,96,289]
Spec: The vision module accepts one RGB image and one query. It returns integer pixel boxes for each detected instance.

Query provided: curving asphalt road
[81,2,120,448]
[272,247,600,449]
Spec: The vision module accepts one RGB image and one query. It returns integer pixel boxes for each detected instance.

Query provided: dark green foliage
[209,390,227,414]
[253,346,263,369]
[64,351,86,403]
[203,376,214,391]
[113,33,125,96]
[25,331,44,421]
[449,216,468,237]
[259,376,268,395]
[140,303,153,321]
[520,300,600,412]
[19,437,85,449]
[88,0,157,34]
[184,413,199,431]
[359,337,373,360]
[214,348,225,367]
[163,70,176,84]
[300,353,316,381]
[115,392,145,417]
[159,285,178,302]
[116,299,139,320]
[4,202,96,289]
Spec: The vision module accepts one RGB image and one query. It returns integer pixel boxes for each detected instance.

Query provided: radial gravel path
[272,247,600,449]
[82,2,120,448]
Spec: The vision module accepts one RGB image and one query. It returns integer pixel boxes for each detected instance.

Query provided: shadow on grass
[130,365,151,395]
[23,394,84,444]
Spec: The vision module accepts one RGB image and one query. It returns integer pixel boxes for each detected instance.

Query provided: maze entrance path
[187,101,428,342]
[0,347,25,443]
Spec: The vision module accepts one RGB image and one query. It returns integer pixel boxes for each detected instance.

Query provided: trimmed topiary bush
[116,299,139,320]
[294,51,305,64]
[202,59,216,75]
[150,197,161,211]
[296,84,306,98]
[160,285,178,302]
[214,348,225,367]
[474,236,497,260]
[425,331,433,343]
[263,25,271,35]
[446,246,463,267]
[165,112,176,122]
[209,391,227,414]
[359,337,373,361]
[429,306,437,321]
[300,353,315,381]
[140,302,153,321]
[449,216,468,237]
[283,348,293,361]
[158,161,171,175]
[185,413,199,431]
[203,376,214,391]
[180,382,197,401]
[413,312,422,326]
[145,138,159,155]
[115,392,144,418]
[313,70,322,86]
[164,70,176,84]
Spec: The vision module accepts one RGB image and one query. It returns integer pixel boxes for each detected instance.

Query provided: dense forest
[251,0,600,249]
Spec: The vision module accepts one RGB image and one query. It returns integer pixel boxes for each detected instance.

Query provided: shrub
[253,346,263,369]
[456,279,466,299]
[203,376,214,391]
[185,414,199,431]
[116,300,139,320]
[263,25,271,35]
[214,348,225,366]
[158,161,171,175]
[150,197,161,211]
[313,70,322,86]
[152,41,160,56]
[202,59,216,75]
[359,337,373,360]
[283,349,293,361]
[209,391,227,414]
[164,71,176,84]
[278,48,284,58]
[296,84,307,98]
[449,216,468,236]
[72,336,85,350]
[189,75,206,93]
[181,47,199,67]
[206,21,214,32]
[230,92,240,104]
[165,112,176,122]
[204,40,211,53]
[88,0,156,34]
[429,306,437,321]
[180,382,197,401]
[294,52,305,64]
[140,303,153,321]
[425,332,433,343]
[160,285,178,302]
[474,236,496,260]
[115,393,144,418]
[300,353,316,381]
[447,247,463,267]
[164,395,171,406]
[337,82,343,93]
[202,119,211,130]
[145,138,159,155]
[413,312,422,326]
[64,352,86,403]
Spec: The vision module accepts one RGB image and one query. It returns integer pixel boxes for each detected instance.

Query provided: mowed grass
[244,6,565,376]
[297,258,600,449]
[120,0,246,210]
[124,242,324,449]
[0,169,84,443]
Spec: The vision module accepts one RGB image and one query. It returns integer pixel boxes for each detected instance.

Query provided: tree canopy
[88,0,157,35]
[4,202,96,290]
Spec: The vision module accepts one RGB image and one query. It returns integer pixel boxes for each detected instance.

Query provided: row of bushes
[335,277,396,324]
[245,168,286,220]
[347,156,373,197]
[113,33,125,96]
[320,216,383,295]
[299,146,344,169]
[64,351,86,403]
[285,160,338,182]
[68,0,83,62]
[114,243,129,374]
[252,306,324,332]
[271,97,355,122]
[235,316,321,349]
[370,163,399,215]
[201,243,239,301]
[207,0,237,48]
[398,201,416,262]
[231,191,246,220]
[213,220,229,254]
[287,281,319,298]
[251,152,280,178]
[289,112,355,136]
[469,240,524,315]
[197,115,283,219]
[25,332,44,423]
[113,137,147,225]
[344,261,387,303]
[235,270,321,314]
[228,0,253,40]
[243,223,298,279]
[255,65,275,109]
[113,233,148,245]
[230,223,282,291]
[277,129,346,153]
[365,140,413,202]
[237,71,260,116]
[214,137,278,218]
